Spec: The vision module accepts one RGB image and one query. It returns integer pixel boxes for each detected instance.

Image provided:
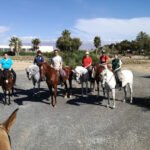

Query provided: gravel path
[0,70,150,150]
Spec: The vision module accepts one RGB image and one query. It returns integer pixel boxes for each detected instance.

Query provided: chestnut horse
[39,62,73,107]
[0,108,19,150]
[0,70,15,105]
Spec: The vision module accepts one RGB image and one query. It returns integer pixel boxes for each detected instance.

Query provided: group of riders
[0,49,123,89]
[33,49,123,88]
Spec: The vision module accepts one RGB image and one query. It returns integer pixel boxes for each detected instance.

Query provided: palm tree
[9,37,22,55]
[94,36,101,55]
[32,38,41,51]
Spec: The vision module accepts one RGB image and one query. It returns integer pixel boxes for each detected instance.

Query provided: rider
[50,49,64,85]
[33,50,44,66]
[82,51,93,80]
[99,50,110,65]
[0,52,16,84]
[112,54,122,88]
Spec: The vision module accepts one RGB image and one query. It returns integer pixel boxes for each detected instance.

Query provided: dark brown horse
[0,69,15,105]
[0,108,18,150]
[39,62,73,107]
[91,64,106,96]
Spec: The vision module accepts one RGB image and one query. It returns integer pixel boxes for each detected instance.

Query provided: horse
[0,69,15,105]
[73,66,90,97]
[91,63,105,96]
[0,108,19,150]
[26,64,41,94]
[39,62,73,107]
[100,65,133,108]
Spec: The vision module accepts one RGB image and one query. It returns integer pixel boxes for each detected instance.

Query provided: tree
[94,36,101,55]
[9,37,22,55]
[135,31,150,54]
[32,38,41,51]
[71,38,82,51]
[56,29,82,51]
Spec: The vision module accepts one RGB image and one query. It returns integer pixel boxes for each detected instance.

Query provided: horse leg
[97,81,100,97]
[102,83,105,96]
[4,91,6,105]
[53,84,57,107]
[112,88,116,109]
[47,84,54,106]
[68,79,72,98]
[81,81,84,97]
[37,81,40,93]
[64,81,68,98]
[32,80,36,95]
[8,91,11,105]
[123,85,127,102]
[85,81,88,97]
[128,83,133,103]
[107,90,110,107]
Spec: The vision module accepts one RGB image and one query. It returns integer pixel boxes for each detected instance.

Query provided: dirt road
[0,62,150,150]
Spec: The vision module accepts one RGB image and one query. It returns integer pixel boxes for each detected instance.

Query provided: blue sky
[0,0,150,45]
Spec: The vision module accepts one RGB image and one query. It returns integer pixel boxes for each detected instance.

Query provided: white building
[0,45,54,52]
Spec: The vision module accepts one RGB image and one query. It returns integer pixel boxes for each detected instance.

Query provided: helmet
[54,49,59,52]
[85,51,89,55]
[102,50,106,53]
[37,50,42,54]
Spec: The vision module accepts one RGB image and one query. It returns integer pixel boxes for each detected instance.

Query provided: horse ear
[2,108,19,133]
[72,70,76,73]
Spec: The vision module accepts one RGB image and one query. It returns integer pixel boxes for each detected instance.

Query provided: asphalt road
[0,70,150,150]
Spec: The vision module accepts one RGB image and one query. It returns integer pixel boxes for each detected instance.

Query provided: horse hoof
[130,100,133,104]
[106,105,109,108]
[123,99,126,103]
[64,95,67,99]
[112,105,115,109]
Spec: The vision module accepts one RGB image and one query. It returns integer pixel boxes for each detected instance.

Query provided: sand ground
[13,61,150,74]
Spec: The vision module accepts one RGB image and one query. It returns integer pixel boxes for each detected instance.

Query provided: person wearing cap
[82,51,93,80]
[82,51,92,69]
[99,50,110,65]
[0,52,16,84]
[33,50,44,66]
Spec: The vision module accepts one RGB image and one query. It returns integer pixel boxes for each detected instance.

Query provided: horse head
[38,62,50,81]
[0,108,19,150]
[73,66,88,83]
[26,65,39,80]
[2,70,13,86]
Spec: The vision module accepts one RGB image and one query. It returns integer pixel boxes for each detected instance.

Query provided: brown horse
[0,108,19,150]
[91,64,106,96]
[0,69,15,105]
[39,62,73,107]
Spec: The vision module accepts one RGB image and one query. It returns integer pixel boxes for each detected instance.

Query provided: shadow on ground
[132,97,150,111]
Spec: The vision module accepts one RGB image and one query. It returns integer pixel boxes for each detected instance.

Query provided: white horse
[73,66,89,97]
[26,64,41,93]
[100,65,133,108]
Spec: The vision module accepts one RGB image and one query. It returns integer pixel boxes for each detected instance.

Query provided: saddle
[57,69,67,85]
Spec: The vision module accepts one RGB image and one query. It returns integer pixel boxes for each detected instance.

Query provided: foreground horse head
[100,66,133,109]
[0,108,19,150]
[26,64,39,80]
